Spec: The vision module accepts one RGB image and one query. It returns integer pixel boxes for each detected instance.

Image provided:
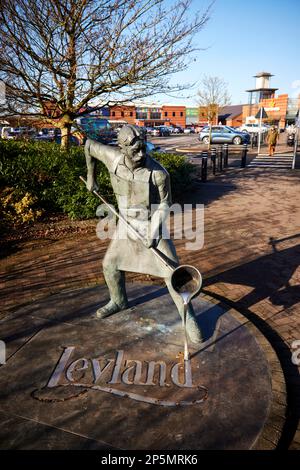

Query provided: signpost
[255,107,268,154]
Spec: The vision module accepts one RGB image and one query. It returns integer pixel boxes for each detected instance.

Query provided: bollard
[218,146,223,171]
[210,148,216,175]
[201,151,208,182]
[223,143,229,167]
[251,133,258,148]
[241,144,248,168]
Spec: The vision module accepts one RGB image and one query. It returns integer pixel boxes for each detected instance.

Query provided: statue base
[0,284,285,449]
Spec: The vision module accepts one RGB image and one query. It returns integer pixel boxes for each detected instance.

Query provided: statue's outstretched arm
[85,139,118,192]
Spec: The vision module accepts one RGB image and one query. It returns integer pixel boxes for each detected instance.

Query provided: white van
[239,123,270,134]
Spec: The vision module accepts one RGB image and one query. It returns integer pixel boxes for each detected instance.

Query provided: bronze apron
[103,159,178,277]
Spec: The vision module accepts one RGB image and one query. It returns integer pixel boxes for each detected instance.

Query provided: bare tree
[197,75,231,124]
[0,0,211,147]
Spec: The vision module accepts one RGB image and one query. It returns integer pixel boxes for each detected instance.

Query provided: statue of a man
[85,125,202,344]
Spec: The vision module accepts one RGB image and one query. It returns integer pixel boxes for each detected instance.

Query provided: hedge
[0,140,195,223]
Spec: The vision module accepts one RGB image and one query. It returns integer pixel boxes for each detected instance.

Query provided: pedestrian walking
[267,126,279,156]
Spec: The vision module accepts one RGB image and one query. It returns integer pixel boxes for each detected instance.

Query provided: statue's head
[118,125,147,170]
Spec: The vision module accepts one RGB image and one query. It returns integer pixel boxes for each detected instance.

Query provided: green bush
[153,152,195,200]
[0,140,195,221]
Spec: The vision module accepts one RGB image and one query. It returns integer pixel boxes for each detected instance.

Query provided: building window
[136,112,147,119]
[130,112,133,117]
[180,112,183,117]
[136,108,148,120]
[121,111,124,117]
[150,112,161,120]
[173,112,176,117]
[112,111,115,117]
[165,112,168,117]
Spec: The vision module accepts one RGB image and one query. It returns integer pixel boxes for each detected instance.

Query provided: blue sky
[153,0,300,106]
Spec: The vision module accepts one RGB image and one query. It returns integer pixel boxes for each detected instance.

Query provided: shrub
[0,140,195,221]
[0,187,43,227]
[0,140,114,220]
[153,152,195,200]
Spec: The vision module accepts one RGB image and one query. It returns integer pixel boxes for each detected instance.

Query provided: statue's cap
[117,125,145,147]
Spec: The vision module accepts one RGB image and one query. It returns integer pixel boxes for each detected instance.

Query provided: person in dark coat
[267,126,279,156]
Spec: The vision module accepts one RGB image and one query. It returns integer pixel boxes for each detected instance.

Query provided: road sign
[255,107,268,119]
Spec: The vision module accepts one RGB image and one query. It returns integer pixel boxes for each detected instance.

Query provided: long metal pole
[79,176,173,272]
[258,107,263,154]
[292,127,298,170]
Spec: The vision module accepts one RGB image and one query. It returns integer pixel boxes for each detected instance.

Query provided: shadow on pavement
[204,233,300,449]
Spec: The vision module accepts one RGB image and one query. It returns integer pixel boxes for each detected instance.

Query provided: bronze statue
[85,125,202,344]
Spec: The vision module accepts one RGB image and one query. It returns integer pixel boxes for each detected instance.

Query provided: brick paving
[1,151,300,448]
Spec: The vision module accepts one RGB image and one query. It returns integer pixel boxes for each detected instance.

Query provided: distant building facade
[10,72,299,131]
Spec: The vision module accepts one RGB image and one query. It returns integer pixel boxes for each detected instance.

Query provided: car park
[199,125,250,145]
[1,127,35,140]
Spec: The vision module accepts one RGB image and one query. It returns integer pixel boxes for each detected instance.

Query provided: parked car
[183,127,196,134]
[172,126,184,134]
[238,123,270,134]
[199,125,250,145]
[145,127,154,135]
[152,126,171,137]
[75,117,117,144]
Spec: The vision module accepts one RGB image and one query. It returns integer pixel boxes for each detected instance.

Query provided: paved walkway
[1,164,300,449]
[248,153,294,170]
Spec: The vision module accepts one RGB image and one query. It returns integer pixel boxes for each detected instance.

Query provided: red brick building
[109,105,136,125]
[161,105,186,128]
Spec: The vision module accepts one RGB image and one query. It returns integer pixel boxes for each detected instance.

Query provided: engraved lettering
[145,361,167,386]
[91,358,115,383]
[121,360,142,385]
[66,358,89,382]
[171,360,194,388]
[47,346,75,388]
[108,350,124,384]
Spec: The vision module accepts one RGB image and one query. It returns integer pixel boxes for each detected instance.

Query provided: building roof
[254,72,274,78]
[246,88,278,92]
[218,104,245,119]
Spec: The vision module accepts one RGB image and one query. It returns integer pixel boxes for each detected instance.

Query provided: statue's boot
[96,299,128,319]
[96,266,128,319]
[166,278,202,345]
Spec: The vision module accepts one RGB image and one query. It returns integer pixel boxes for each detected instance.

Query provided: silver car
[199,125,250,145]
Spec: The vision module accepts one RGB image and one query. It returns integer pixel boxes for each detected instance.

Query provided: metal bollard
[223,143,229,167]
[218,146,223,171]
[241,144,248,168]
[210,148,216,175]
[201,151,208,182]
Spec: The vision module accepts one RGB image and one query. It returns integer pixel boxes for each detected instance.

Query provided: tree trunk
[60,124,72,150]
[58,114,73,150]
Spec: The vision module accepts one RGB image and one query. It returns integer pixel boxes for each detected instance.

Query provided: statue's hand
[86,179,99,192]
